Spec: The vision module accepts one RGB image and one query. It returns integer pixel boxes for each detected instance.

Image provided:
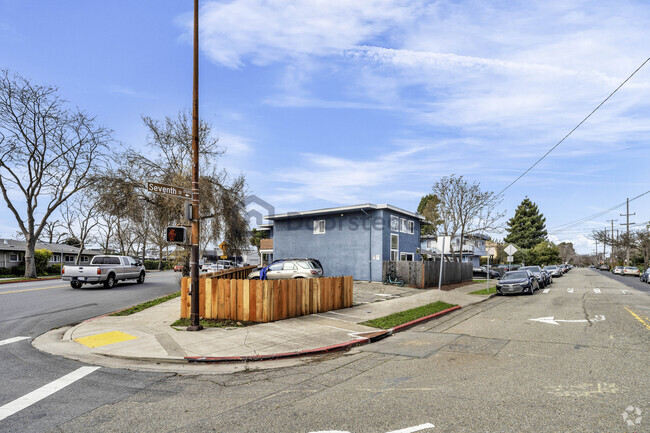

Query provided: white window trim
[390,215,400,232]
[390,233,399,261]
[313,220,326,234]
[9,253,20,262]
[400,218,414,235]
[400,252,414,261]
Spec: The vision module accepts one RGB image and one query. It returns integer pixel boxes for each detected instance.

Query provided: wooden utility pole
[607,219,617,270]
[620,198,635,265]
[188,0,202,331]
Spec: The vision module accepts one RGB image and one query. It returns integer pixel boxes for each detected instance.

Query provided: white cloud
[192,0,421,68]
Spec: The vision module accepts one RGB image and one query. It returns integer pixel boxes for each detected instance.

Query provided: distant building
[264,204,423,281]
[0,238,100,268]
[420,234,488,267]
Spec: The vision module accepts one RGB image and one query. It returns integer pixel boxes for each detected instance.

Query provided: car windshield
[503,271,528,279]
[520,266,541,272]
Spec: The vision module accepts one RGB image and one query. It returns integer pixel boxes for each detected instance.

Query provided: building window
[81,256,89,263]
[50,255,60,262]
[313,220,325,234]
[400,252,414,261]
[390,234,399,261]
[400,218,414,234]
[9,253,20,262]
[390,216,400,232]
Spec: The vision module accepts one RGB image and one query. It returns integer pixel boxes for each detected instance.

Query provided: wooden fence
[180,276,353,322]
[198,265,257,280]
[382,260,473,288]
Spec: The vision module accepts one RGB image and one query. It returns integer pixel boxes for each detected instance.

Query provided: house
[420,234,488,267]
[0,238,100,268]
[264,204,423,282]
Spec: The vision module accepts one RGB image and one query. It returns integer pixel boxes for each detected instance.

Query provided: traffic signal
[166,226,187,244]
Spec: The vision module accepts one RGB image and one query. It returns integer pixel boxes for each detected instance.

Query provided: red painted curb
[182,308,463,364]
[185,337,374,363]
[391,305,462,333]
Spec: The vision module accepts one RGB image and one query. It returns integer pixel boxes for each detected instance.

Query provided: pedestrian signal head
[166,227,187,244]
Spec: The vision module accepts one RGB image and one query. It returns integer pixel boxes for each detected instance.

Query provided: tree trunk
[24,236,37,278]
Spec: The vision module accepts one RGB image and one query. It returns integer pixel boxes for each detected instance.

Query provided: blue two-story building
[264,204,423,282]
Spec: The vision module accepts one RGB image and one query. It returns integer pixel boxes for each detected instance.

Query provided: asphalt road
[1,268,649,432]
[0,271,181,433]
[594,268,650,294]
[30,268,648,433]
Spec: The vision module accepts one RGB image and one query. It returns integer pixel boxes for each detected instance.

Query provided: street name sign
[147,182,191,199]
[504,244,518,256]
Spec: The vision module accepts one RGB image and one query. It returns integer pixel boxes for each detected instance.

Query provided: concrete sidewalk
[33,281,495,371]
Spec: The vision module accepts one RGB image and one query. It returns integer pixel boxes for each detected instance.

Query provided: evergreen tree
[504,198,547,249]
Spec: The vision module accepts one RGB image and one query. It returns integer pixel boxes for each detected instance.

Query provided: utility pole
[187,0,202,331]
[620,198,636,265]
[607,219,617,270]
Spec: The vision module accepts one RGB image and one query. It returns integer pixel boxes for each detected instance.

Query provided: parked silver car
[247,258,323,280]
[544,265,563,277]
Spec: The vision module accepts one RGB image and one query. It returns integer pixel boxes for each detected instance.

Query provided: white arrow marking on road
[0,336,30,346]
[593,288,602,294]
[529,315,606,325]
[567,288,574,293]
[0,366,100,421]
[543,288,550,294]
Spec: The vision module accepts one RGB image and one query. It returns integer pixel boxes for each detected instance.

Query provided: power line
[496,57,650,197]
[547,190,650,235]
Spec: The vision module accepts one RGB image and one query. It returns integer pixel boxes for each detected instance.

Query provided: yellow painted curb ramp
[74,331,138,348]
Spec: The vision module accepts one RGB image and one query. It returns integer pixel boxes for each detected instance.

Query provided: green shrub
[144,260,172,270]
[11,264,25,276]
[45,264,61,275]
[34,249,53,275]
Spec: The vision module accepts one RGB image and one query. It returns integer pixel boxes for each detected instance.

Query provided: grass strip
[110,291,181,316]
[469,286,497,295]
[360,301,457,329]
[171,318,257,328]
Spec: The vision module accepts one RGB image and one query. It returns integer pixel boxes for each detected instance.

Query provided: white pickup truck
[62,255,146,289]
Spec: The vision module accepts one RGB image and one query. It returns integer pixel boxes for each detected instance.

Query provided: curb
[0,276,61,285]
[184,306,463,364]
[391,305,462,333]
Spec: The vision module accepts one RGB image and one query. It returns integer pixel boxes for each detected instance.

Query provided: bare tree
[61,195,101,264]
[433,175,504,262]
[94,110,249,263]
[0,70,111,277]
[40,220,67,244]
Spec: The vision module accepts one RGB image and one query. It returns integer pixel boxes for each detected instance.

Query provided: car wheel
[70,281,82,289]
[104,274,116,289]
[137,271,145,284]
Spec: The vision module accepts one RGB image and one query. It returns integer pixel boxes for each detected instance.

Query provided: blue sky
[1,0,649,254]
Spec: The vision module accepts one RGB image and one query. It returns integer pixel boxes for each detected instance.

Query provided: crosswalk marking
[0,366,100,421]
[0,337,30,347]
